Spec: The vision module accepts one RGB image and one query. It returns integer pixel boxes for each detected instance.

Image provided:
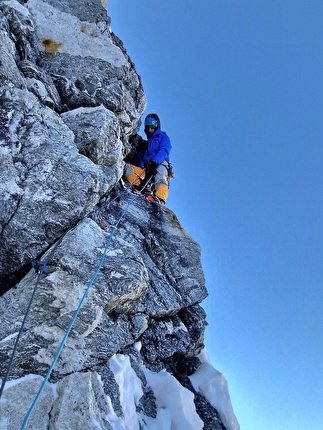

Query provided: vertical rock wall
[0,1,240,429]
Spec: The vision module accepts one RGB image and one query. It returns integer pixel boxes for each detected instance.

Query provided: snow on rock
[190,351,240,430]
[108,353,205,430]
[143,366,204,430]
[0,374,55,429]
[109,354,144,430]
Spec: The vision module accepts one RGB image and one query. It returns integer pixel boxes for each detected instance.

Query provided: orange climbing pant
[125,165,146,186]
[124,162,169,202]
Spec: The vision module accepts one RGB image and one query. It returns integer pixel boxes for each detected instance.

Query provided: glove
[145,160,158,178]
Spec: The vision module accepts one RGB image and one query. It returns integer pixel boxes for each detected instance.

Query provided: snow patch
[102,395,126,430]
[0,332,18,345]
[110,271,124,279]
[189,361,240,430]
[2,374,43,392]
[107,249,123,257]
[0,373,58,403]
[108,353,204,430]
[134,341,142,352]
[109,354,143,430]
[143,366,204,430]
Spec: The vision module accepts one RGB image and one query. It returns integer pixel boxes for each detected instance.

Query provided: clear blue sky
[108,2,323,429]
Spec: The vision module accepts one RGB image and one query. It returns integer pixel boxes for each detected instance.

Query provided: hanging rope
[0,229,69,400]
[20,177,152,430]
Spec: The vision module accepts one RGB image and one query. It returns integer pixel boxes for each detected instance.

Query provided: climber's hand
[146,160,158,178]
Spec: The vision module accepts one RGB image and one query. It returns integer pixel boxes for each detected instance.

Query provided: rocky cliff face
[0,1,239,429]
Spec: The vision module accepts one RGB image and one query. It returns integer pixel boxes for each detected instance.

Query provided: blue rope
[20,179,150,430]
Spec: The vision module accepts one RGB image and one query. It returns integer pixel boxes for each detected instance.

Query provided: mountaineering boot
[145,195,155,203]
[154,195,165,205]
[145,194,165,205]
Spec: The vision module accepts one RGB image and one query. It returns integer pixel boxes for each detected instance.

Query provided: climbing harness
[18,177,152,430]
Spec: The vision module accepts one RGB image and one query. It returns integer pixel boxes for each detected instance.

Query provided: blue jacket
[137,129,171,167]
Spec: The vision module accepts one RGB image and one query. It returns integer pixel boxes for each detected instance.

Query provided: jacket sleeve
[151,133,172,165]
[136,151,145,167]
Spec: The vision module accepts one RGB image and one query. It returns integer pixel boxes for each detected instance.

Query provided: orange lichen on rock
[41,38,63,54]
[80,25,95,37]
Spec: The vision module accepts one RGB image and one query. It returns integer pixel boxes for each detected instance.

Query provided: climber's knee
[125,164,146,186]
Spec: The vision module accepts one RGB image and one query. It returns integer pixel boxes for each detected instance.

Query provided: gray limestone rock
[0,28,26,88]
[0,85,109,281]
[0,191,207,379]
[0,376,54,430]
[61,105,123,167]
[0,0,146,290]
[19,59,62,110]
[0,1,239,429]
[50,372,114,430]
[26,0,146,132]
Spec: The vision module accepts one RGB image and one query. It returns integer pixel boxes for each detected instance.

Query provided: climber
[124,113,172,205]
